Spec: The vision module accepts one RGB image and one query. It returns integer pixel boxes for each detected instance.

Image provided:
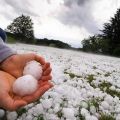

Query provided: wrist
[0,53,17,64]
[0,54,17,69]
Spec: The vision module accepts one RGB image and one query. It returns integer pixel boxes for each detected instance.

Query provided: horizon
[0,0,120,48]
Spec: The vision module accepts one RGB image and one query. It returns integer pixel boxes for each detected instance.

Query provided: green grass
[60,103,64,107]
[86,74,96,88]
[78,107,85,120]
[79,99,115,120]
[64,71,82,79]
[93,66,97,69]
[16,108,27,117]
[98,81,112,90]
[87,98,101,112]
[36,114,44,120]
[99,114,115,120]
[98,81,120,98]
[104,72,111,77]
[79,114,85,120]
[57,110,63,118]
[7,36,16,43]
[106,88,120,98]
[86,74,95,83]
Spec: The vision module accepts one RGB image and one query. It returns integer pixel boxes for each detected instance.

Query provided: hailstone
[13,75,38,96]
[23,60,43,80]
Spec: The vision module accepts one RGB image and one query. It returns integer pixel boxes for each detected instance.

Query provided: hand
[0,71,53,111]
[0,53,52,80]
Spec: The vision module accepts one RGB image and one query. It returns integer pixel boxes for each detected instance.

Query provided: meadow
[5,44,120,120]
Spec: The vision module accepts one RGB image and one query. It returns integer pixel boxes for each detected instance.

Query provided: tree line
[82,8,120,56]
[6,14,71,49]
[7,8,120,56]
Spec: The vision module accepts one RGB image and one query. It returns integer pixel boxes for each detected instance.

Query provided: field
[5,44,120,120]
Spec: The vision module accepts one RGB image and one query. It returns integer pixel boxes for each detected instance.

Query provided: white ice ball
[86,115,98,120]
[101,101,109,110]
[81,108,89,116]
[80,101,88,109]
[0,109,5,118]
[62,108,75,119]
[7,112,17,120]
[23,60,43,80]
[90,105,96,114]
[42,99,53,109]
[13,75,38,96]
[104,95,113,105]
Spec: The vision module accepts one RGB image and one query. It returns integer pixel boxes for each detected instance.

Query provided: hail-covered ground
[3,44,120,120]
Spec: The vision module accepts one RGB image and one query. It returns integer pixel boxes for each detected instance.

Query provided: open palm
[0,71,53,111]
[0,53,52,79]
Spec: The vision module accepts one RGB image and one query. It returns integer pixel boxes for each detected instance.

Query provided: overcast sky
[0,0,120,47]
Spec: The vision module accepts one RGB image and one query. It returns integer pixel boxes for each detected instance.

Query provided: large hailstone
[62,108,75,119]
[13,75,38,96]
[23,60,43,80]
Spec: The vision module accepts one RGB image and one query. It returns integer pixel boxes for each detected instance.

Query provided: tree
[82,39,91,51]
[102,8,120,55]
[82,8,120,56]
[7,14,34,43]
[82,35,101,53]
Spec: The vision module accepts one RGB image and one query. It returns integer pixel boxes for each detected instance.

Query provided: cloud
[1,0,38,18]
[55,0,99,34]
[1,0,99,35]
[93,0,120,29]
[1,0,119,35]
[64,0,90,7]
[0,0,119,47]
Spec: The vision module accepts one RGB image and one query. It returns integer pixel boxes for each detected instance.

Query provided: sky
[0,0,120,48]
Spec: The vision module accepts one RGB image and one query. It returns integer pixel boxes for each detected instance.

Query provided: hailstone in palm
[13,60,43,96]
[13,75,38,96]
[23,60,43,80]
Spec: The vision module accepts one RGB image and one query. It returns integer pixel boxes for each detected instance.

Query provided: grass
[16,108,27,117]
[86,74,96,88]
[7,36,16,43]
[78,107,85,120]
[79,99,115,120]
[86,74,95,83]
[57,110,63,118]
[93,66,97,69]
[99,114,115,120]
[79,99,100,118]
[106,88,120,98]
[64,71,82,79]
[98,81,120,98]
[60,103,64,108]
[63,70,118,119]
[87,98,101,112]
[98,81,112,90]
[78,114,85,120]
[104,72,111,77]
[36,114,44,120]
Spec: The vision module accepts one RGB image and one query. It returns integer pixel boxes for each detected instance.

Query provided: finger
[38,81,48,86]
[43,68,52,76]
[42,62,50,71]
[40,83,53,89]
[13,70,23,78]
[34,54,45,65]
[41,75,52,81]
[2,93,27,111]
[23,83,53,103]
[38,81,52,87]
